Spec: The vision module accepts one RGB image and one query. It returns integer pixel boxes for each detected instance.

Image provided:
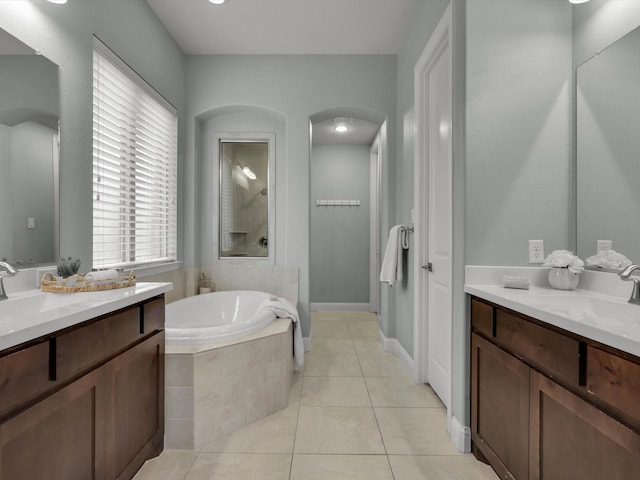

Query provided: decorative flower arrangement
[585,250,632,270]
[543,250,584,274]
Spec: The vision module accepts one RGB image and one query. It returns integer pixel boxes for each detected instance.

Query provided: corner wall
[184,55,397,338]
[0,0,186,270]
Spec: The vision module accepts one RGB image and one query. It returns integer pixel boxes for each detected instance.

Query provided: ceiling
[146,0,411,144]
[145,0,422,55]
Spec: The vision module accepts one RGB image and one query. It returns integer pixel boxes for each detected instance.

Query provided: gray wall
[573,0,640,68]
[393,0,451,359]
[184,55,397,337]
[0,0,185,270]
[310,144,371,304]
[466,0,573,266]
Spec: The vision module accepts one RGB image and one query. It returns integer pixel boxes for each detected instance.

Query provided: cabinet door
[109,332,164,480]
[530,371,640,480]
[471,333,529,480]
[0,365,107,480]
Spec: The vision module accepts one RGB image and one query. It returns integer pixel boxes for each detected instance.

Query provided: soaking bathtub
[163,290,294,449]
[165,290,276,345]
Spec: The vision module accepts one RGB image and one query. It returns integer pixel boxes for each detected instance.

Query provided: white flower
[543,250,584,274]
[585,250,632,269]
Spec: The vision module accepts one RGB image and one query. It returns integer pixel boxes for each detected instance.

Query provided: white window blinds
[92,39,178,269]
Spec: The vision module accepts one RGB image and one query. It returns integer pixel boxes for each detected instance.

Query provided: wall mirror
[0,28,59,267]
[218,134,274,259]
[576,23,640,268]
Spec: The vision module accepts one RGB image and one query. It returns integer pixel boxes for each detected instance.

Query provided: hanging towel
[257,296,304,367]
[380,225,404,287]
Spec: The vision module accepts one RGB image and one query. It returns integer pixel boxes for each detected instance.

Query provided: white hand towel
[380,225,403,286]
[85,269,119,284]
[258,297,304,367]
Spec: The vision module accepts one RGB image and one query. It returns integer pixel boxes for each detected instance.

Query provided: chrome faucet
[619,264,640,304]
[0,261,18,301]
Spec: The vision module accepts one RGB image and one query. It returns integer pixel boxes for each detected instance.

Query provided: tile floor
[134,311,498,480]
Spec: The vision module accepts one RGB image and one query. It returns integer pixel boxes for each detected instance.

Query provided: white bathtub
[165,290,276,345]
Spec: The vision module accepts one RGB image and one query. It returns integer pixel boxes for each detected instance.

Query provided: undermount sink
[522,294,640,328]
[0,290,123,321]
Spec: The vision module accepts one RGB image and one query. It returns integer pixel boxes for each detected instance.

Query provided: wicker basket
[40,271,136,293]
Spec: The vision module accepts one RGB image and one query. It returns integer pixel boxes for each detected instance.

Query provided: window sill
[127,261,182,278]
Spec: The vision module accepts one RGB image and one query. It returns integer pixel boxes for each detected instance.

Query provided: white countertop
[0,282,172,351]
[465,283,640,358]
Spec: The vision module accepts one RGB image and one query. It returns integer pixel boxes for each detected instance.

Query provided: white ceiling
[145,0,422,55]
[146,0,408,144]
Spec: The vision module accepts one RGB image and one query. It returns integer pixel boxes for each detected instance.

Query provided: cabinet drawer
[142,297,165,334]
[587,346,640,422]
[55,306,141,381]
[471,299,494,338]
[496,310,580,384]
[0,342,51,418]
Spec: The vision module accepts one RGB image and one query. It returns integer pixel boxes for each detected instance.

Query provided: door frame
[369,125,384,313]
[412,2,453,392]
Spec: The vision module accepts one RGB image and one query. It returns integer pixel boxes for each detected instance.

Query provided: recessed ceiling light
[46,0,68,4]
[333,117,353,133]
[568,0,590,4]
[209,0,226,4]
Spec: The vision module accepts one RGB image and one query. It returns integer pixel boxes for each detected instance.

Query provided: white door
[413,4,452,409]
[426,43,452,407]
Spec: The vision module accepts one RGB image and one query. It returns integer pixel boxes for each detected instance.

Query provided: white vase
[548,267,580,290]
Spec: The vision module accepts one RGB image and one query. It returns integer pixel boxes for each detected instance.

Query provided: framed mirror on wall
[0,28,60,267]
[576,23,640,268]
[215,133,275,261]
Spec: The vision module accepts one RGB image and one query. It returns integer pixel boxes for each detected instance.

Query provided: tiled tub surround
[144,265,298,306]
[165,318,293,449]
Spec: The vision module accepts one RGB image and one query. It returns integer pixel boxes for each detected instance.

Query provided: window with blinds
[92,39,177,269]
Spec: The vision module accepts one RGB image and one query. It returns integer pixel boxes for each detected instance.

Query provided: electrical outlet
[529,240,544,264]
[597,240,612,253]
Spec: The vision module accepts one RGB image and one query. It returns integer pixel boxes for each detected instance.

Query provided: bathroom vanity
[468,289,640,480]
[0,283,170,480]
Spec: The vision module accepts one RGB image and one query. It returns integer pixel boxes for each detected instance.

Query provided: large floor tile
[290,454,394,480]
[353,337,386,355]
[132,450,198,480]
[388,455,499,480]
[289,371,303,407]
[199,406,298,454]
[310,318,350,338]
[303,351,362,377]
[358,350,410,377]
[375,407,461,455]
[184,453,291,480]
[348,317,380,337]
[310,337,357,355]
[294,406,385,454]
[366,377,444,407]
[301,376,371,406]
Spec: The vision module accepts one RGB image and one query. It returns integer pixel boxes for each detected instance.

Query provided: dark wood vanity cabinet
[0,295,165,480]
[471,297,640,480]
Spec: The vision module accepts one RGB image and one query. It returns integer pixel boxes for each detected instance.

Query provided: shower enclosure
[219,140,270,257]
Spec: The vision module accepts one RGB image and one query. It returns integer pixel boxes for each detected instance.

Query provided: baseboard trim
[303,332,312,352]
[378,330,416,380]
[448,415,471,453]
[310,302,370,312]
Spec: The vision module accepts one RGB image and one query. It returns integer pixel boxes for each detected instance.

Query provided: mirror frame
[213,132,276,263]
